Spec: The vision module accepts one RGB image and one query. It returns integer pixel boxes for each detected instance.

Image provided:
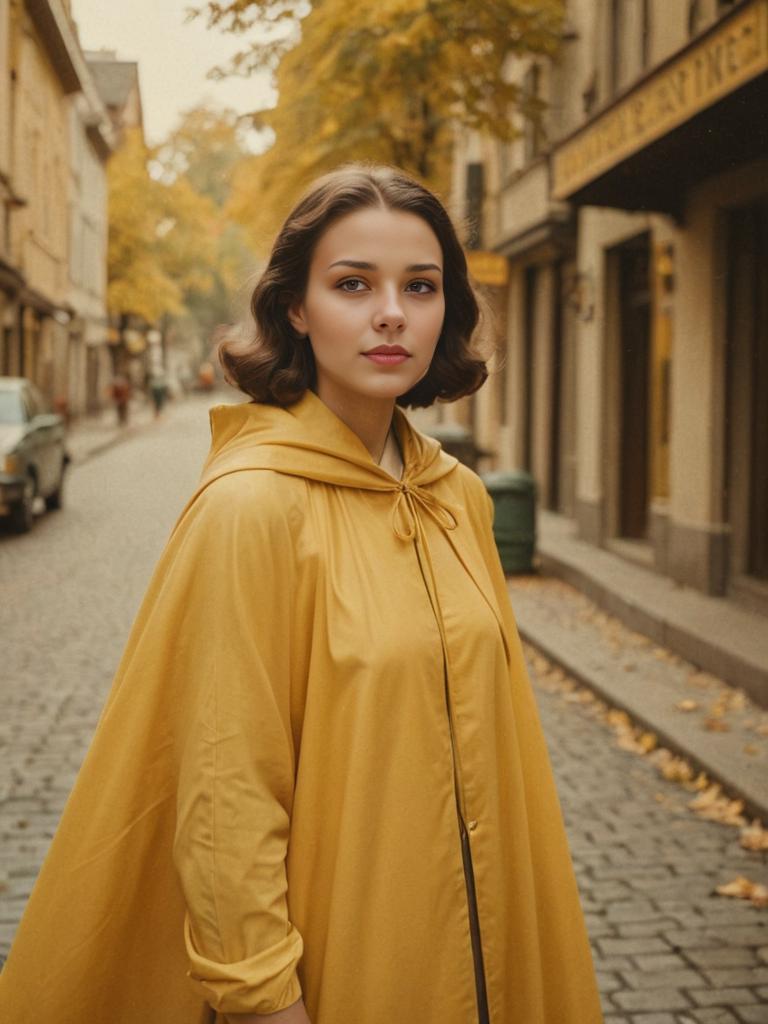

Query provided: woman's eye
[338,278,367,292]
[407,280,436,294]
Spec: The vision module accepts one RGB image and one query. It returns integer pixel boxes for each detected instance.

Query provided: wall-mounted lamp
[655,243,675,295]
[564,269,595,323]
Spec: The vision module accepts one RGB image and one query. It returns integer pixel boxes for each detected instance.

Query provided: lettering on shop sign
[465,250,509,287]
[552,0,768,200]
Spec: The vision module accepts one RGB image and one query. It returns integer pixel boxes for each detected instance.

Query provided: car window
[21,388,38,420]
[0,390,24,425]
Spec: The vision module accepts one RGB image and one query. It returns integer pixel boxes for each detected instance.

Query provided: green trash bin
[481,470,536,574]
[425,423,479,471]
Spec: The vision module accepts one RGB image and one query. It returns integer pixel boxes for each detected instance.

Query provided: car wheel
[10,476,35,533]
[45,467,65,511]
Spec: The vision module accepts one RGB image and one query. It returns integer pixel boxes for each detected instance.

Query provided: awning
[551,0,768,216]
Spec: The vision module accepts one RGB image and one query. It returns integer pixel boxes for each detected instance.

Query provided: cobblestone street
[539,662,768,1022]
[1,395,766,1021]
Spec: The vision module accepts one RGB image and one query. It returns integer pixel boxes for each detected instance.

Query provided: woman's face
[289,206,445,411]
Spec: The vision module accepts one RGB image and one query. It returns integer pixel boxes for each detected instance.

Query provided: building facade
[67,69,114,415]
[453,0,768,616]
[0,0,25,363]
[84,49,149,381]
[0,0,113,417]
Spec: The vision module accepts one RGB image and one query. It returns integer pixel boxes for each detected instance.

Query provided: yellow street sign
[466,250,509,287]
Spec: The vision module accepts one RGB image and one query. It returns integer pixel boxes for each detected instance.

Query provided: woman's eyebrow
[327,259,442,273]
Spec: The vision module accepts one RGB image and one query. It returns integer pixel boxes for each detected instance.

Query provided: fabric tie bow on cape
[193,391,462,543]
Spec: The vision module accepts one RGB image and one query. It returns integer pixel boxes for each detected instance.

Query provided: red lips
[364,345,410,356]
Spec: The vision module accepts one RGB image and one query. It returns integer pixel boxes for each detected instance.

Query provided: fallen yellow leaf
[704,717,731,732]
[687,670,721,690]
[532,655,551,675]
[638,731,658,753]
[675,699,699,712]
[740,820,768,852]
[690,784,722,809]
[658,755,694,784]
[728,690,747,711]
[716,877,768,909]
[689,787,746,826]
[716,876,753,898]
[607,709,631,729]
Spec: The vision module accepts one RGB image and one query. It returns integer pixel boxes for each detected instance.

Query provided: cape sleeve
[0,470,308,1024]
[166,470,306,1015]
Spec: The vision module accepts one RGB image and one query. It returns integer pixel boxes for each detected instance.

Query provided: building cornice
[24,0,83,94]
[551,0,768,210]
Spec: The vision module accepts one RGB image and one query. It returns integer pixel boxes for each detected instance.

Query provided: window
[610,0,623,94]
[641,0,650,68]
[498,136,516,184]
[582,71,598,117]
[465,162,485,250]
[522,64,544,162]
[0,390,24,425]
[688,0,705,36]
[610,0,651,93]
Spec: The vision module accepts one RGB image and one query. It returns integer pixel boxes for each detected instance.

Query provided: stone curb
[514,606,768,825]
[537,541,768,711]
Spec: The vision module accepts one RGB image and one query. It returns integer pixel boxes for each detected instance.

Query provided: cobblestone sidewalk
[518,577,768,1022]
[531,647,768,1022]
[510,575,768,822]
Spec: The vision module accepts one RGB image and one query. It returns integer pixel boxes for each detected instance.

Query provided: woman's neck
[315,386,396,466]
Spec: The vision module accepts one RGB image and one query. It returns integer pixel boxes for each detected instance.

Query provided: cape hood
[193,390,462,542]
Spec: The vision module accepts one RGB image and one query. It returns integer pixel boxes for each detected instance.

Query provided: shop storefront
[549,0,768,607]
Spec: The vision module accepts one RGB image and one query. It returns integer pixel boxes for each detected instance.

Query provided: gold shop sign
[552,0,768,200]
[465,250,509,287]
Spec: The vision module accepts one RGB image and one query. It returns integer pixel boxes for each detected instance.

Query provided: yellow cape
[0,392,602,1023]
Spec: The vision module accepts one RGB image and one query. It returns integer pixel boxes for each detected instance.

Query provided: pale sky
[71,0,275,144]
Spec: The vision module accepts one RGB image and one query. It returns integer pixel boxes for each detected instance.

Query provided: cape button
[467,820,478,832]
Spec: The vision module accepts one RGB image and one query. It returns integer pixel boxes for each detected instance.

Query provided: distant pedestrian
[149,369,169,418]
[109,373,131,426]
[0,166,602,1024]
[197,360,215,391]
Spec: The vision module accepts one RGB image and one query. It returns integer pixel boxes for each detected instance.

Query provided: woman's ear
[288,301,308,337]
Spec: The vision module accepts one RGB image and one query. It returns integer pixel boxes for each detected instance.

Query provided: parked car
[0,377,70,533]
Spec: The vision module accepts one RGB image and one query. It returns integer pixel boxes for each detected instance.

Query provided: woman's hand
[225,996,312,1023]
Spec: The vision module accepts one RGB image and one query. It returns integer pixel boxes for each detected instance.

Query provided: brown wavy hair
[219,164,488,408]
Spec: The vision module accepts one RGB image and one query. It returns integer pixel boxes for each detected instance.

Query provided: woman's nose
[374,293,406,332]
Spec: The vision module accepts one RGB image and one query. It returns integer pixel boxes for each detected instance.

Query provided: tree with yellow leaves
[192,0,564,246]
[107,127,218,325]
[151,106,258,338]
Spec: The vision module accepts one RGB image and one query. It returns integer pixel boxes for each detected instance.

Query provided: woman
[0,166,602,1023]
